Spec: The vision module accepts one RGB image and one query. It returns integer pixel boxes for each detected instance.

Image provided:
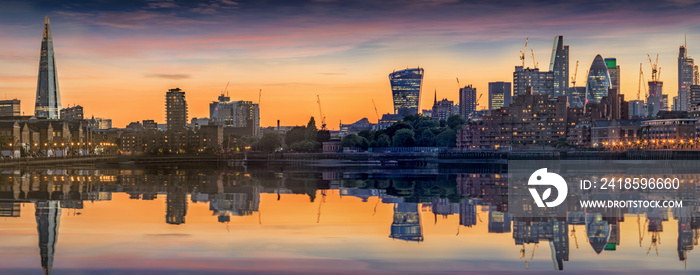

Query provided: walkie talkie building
[389,68,424,116]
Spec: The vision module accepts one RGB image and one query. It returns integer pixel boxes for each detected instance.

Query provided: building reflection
[0,168,699,272]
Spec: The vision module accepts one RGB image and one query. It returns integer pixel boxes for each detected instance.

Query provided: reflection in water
[35,201,60,275]
[0,168,698,273]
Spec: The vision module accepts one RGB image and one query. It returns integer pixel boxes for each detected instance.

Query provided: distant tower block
[34,17,62,119]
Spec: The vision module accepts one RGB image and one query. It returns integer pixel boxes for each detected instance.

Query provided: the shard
[35,16,62,119]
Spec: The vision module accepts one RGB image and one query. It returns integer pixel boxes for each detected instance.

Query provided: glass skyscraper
[35,17,62,119]
[678,46,695,111]
[389,68,424,116]
[549,36,569,97]
[605,58,620,92]
[585,55,611,104]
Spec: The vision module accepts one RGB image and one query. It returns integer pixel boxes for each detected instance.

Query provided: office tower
[678,45,695,111]
[35,17,62,119]
[488,82,511,110]
[550,35,569,97]
[166,88,188,132]
[459,85,477,119]
[648,81,664,117]
[0,99,20,116]
[35,201,61,275]
[605,58,620,92]
[566,87,586,108]
[585,55,612,104]
[166,176,188,225]
[673,96,680,111]
[389,68,424,116]
[513,66,554,96]
[60,105,83,120]
[210,93,260,137]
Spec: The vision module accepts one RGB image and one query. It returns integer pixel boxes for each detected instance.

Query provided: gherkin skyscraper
[35,16,62,119]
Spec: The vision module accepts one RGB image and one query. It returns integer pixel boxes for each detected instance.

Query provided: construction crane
[531,48,538,69]
[475,93,484,109]
[519,37,529,67]
[371,99,380,123]
[456,77,461,89]
[317,95,327,130]
[638,63,648,100]
[570,60,579,87]
[648,53,660,81]
[258,89,262,104]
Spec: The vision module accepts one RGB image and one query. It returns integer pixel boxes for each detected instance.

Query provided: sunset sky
[1,0,700,128]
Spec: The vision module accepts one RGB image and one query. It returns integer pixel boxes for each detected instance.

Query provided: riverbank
[0,155,120,167]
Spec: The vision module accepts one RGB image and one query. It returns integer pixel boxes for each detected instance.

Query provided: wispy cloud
[145,73,191,80]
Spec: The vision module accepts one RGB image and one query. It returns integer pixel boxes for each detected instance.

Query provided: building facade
[459,85,477,119]
[488,82,511,110]
[60,105,83,120]
[585,55,612,104]
[513,66,554,97]
[389,68,424,116]
[605,58,620,93]
[0,100,21,117]
[432,97,455,121]
[35,17,62,119]
[166,88,188,132]
[210,93,260,137]
[679,45,696,111]
[550,36,569,97]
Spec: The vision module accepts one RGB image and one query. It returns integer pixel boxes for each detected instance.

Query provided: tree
[341,134,361,148]
[375,134,391,147]
[285,126,306,146]
[385,121,413,138]
[392,129,415,147]
[357,130,374,142]
[305,117,318,141]
[416,129,436,147]
[436,129,456,147]
[259,131,281,152]
[447,114,467,131]
[290,140,320,152]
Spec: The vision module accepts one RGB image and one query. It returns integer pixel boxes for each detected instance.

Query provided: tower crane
[570,60,579,87]
[258,89,262,104]
[519,37,529,67]
[637,63,647,100]
[372,99,380,124]
[317,95,327,130]
[531,49,538,69]
[475,93,484,109]
[647,53,659,81]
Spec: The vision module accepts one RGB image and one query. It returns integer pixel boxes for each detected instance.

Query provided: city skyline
[1,1,700,128]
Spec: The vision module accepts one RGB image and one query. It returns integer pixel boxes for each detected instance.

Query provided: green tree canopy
[392,129,415,147]
[285,126,306,146]
[259,131,281,152]
[447,114,467,131]
[416,129,436,147]
[436,128,456,147]
[305,117,318,141]
[375,134,391,147]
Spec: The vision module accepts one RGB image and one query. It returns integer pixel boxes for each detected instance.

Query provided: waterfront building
[143,120,158,131]
[459,85,477,119]
[456,88,569,149]
[389,68,424,116]
[60,105,83,120]
[550,36,569,97]
[585,55,612,104]
[679,45,695,111]
[35,17,62,119]
[87,116,112,130]
[166,88,188,132]
[0,99,21,117]
[566,86,586,108]
[389,202,423,242]
[210,93,260,137]
[488,82,511,110]
[513,66,554,96]
[585,89,629,121]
